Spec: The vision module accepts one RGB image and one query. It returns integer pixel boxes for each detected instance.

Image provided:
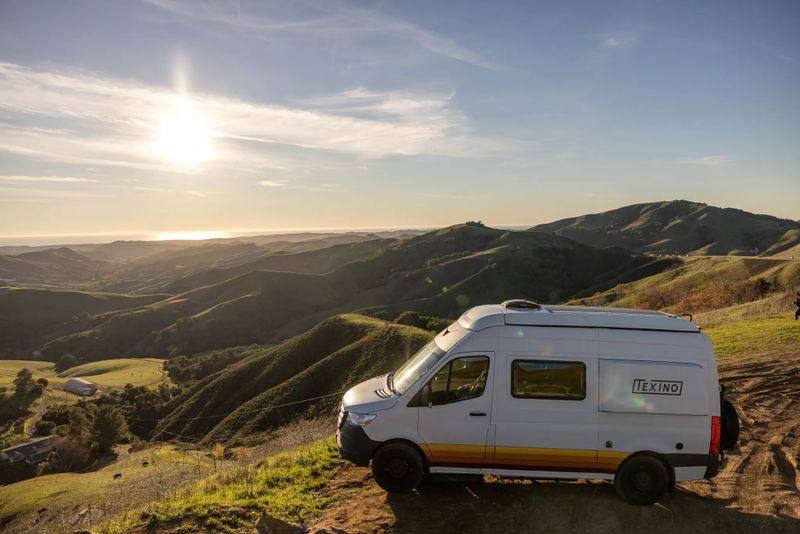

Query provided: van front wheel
[614,455,669,505]
[372,442,424,493]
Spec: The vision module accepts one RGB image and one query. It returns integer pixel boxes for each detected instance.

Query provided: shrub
[33,420,56,437]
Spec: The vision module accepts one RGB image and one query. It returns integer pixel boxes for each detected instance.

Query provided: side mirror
[420,384,432,407]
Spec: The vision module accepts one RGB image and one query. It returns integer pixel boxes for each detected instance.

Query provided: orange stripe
[424,443,631,472]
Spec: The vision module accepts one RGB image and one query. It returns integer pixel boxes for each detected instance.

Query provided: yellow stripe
[424,443,631,470]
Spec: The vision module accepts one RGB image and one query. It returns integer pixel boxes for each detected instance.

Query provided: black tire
[372,442,425,493]
[721,399,740,451]
[614,455,669,505]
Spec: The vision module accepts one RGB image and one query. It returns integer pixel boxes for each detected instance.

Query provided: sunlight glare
[153,98,213,166]
[155,231,226,241]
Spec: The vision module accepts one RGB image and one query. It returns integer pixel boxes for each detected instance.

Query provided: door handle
[469,411,487,417]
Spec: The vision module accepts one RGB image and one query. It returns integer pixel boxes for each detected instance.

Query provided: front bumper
[336,415,381,467]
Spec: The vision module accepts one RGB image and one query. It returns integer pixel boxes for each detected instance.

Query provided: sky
[0,0,798,242]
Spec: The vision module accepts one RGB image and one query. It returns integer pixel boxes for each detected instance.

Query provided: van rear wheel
[614,455,669,505]
[372,442,424,493]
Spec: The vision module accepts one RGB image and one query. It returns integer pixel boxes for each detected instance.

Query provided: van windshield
[390,340,446,395]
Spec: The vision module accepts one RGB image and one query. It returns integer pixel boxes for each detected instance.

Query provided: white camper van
[337,300,739,504]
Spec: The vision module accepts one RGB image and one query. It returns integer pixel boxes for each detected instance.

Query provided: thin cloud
[257,179,336,192]
[0,175,99,183]
[143,0,491,68]
[0,60,502,174]
[258,180,289,188]
[136,186,173,193]
[605,35,635,48]
[0,186,113,199]
[187,190,210,198]
[680,155,732,167]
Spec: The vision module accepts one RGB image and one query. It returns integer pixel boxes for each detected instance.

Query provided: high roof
[458,300,699,333]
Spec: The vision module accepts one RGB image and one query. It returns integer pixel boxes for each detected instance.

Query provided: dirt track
[312,352,800,533]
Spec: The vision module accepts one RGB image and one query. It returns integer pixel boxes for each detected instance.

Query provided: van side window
[511,360,585,400]
[428,356,489,405]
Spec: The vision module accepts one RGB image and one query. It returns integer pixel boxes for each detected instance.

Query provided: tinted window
[511,360,585,400]
[428,356,489,405]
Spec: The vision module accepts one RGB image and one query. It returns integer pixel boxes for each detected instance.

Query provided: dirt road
[312,352,800,533]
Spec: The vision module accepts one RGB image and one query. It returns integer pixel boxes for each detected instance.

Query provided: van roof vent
[501,299,543,310]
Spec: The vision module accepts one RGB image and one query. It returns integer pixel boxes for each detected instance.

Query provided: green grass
[103,437,343,533]
[0,358,168,390]
[0,445,207,523]
[706,313,800,360]
[58,358,169,388]
[575,255,799,314]
[0,360,54,388]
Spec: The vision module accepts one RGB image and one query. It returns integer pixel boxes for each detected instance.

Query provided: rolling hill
[0,248,110,286]
[0,287,168,359]
[154,314,432,444]
[36,224,668,360]
[532,200,800,256]
[572,255,800,315]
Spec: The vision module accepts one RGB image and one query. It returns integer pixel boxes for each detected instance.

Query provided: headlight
[347,412,377,426]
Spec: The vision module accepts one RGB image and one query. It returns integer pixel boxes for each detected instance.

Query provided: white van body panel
[339,302,721,486]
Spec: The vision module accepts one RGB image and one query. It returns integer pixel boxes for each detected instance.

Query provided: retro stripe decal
[424,444,631,473]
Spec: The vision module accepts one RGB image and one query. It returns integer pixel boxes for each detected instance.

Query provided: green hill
[157,238,392,294]
[0,247,110,286]
[37,224,663,360]
[154,314,432,444]
[532,200,800,256]
[572,255,800,315]
[0,286,168,359]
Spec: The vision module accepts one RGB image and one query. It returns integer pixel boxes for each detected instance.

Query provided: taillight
[709,415,721,454]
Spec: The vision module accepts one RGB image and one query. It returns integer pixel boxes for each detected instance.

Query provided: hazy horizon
[1,1,798,236]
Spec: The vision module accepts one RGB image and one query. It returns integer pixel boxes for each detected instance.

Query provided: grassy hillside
[58,358,169,388]
[102,438,342,533]
[155,314,432,444]
[706,314,800,360]
[0,287,168,359]
[0,358,168,389]
[0,247,110,286]
[0,286,167,324]
[35,224,659,360]
[0,444,209,529]
[158,238,391,295]
[573,256,800,315]
[0,360,54,388]
[532,200,800,256]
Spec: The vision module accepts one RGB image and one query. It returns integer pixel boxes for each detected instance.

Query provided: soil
[311,352,800,533]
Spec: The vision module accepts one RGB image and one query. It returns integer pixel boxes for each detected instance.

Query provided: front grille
[374,388,392,398]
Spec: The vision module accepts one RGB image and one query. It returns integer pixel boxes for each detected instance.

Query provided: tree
[55,354,78,372]
[91,405,128,454]
[68,406,91,442]
[49,437,90,472]
[13,368,34,397]
[33,420,56,437]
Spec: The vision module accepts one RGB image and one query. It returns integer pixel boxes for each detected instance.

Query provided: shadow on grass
[384,477,799,534]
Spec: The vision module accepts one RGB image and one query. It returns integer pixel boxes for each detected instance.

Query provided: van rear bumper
[663,453,721,479]
[336,419,381,467]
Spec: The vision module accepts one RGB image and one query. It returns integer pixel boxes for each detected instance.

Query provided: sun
[153,98,213,166]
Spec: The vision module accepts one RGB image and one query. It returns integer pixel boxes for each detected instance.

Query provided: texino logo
[632,379,683,396]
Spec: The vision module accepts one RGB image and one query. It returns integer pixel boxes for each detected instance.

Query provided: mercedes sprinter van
[337,300,739,505]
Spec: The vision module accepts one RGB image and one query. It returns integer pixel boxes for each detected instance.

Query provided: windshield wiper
[387,371,396,394]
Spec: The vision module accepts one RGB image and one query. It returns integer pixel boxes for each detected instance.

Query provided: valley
[1,200,799,533]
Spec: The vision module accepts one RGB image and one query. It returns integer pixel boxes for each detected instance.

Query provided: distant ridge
[531,200,800,256]
[23,223,664,360]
